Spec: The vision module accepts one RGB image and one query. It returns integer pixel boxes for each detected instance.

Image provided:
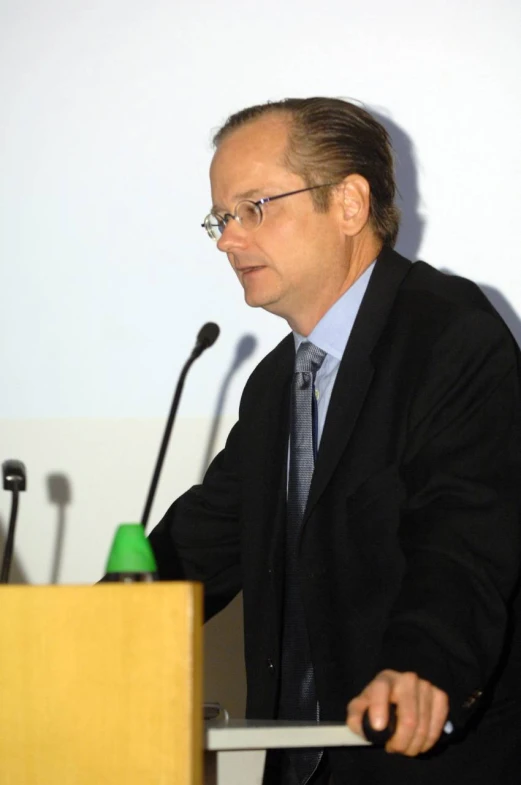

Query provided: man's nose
[216,218,249,253]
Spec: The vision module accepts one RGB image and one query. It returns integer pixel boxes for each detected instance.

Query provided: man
[149,98,521,784]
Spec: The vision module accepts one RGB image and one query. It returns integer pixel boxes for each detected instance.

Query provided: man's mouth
[237,265,265,276]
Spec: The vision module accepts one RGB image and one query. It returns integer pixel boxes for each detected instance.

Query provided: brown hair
[213,97,400,247]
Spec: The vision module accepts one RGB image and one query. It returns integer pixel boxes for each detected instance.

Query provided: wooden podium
[0,582,203,785]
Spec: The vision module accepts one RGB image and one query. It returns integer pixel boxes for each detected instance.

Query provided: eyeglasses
[201,183,338,241]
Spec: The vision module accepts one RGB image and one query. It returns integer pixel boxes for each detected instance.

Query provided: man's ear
[338,174,372,237]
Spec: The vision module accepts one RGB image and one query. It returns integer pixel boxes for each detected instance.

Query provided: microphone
[140,322,220,530]
[1,460,27,584]
[191,322,220,359]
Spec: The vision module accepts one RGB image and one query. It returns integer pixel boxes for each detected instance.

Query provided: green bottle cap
[105,523,158,575]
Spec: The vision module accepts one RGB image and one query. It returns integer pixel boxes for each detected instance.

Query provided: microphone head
[2,460,27,492]
[197,322,220,350]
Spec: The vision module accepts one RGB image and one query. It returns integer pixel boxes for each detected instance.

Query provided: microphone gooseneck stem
[0,488,20,584]
[140,354,197,531]
[140,323,220,531]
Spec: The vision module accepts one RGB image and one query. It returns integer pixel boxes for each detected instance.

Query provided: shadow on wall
[47,473,72,584]
[0,514,28,584]
[373,110,424,261]
[441,268,521,350]
[478,285,521,350]
[365,113,521,350]
[200,334,257,480]
[198,333,259,719]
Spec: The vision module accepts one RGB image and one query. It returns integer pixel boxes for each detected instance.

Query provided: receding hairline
[210,110,298,189]
[212,106,296,149]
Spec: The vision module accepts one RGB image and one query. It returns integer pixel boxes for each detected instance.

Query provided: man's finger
[420,687,449,753]
[400,678,433,756]
[346,695,369,736]
[347,671,394,737]
[385,672,420,753]
[365,672,394,732]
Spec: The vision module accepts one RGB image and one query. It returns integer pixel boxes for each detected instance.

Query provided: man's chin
[243,294,289,322]
[244,290,278,311]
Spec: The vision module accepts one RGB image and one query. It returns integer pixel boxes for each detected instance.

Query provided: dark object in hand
[362,703,397,745]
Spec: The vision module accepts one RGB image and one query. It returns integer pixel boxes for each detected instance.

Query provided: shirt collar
[293,261,375,359]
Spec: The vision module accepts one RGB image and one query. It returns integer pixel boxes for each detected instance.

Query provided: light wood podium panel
[0,582,203,785]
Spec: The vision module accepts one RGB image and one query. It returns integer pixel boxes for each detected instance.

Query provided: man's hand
[347,669,449,756]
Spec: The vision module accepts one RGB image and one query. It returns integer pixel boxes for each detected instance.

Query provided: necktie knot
[295,341,326,375]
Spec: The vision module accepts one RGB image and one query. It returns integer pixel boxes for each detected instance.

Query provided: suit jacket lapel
[257,338,292,634]
[306,247,412,516]
[249,336,292,571]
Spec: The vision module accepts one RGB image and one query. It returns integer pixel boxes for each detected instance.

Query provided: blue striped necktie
[278,341,327,785]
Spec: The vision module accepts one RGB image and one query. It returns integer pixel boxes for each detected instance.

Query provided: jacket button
[267,658,275,673]
[462,689,483,709]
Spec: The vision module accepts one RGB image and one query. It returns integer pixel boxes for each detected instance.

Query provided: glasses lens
[236,201,262,231]
[204,214,225,241]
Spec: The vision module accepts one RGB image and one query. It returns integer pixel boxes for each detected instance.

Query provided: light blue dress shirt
[293,262,375,448]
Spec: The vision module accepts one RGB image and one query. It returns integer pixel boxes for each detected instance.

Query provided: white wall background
[1,0,520,715]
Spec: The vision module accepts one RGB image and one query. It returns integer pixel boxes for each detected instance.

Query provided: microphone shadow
[199,335,257,716]
[46,473,72,584]
[199,334,257,480]
[0,514,28,584]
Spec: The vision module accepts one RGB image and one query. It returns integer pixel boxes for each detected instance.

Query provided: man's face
[209,115,352,332]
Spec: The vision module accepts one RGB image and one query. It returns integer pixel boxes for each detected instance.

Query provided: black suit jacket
[150,247,521,782]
